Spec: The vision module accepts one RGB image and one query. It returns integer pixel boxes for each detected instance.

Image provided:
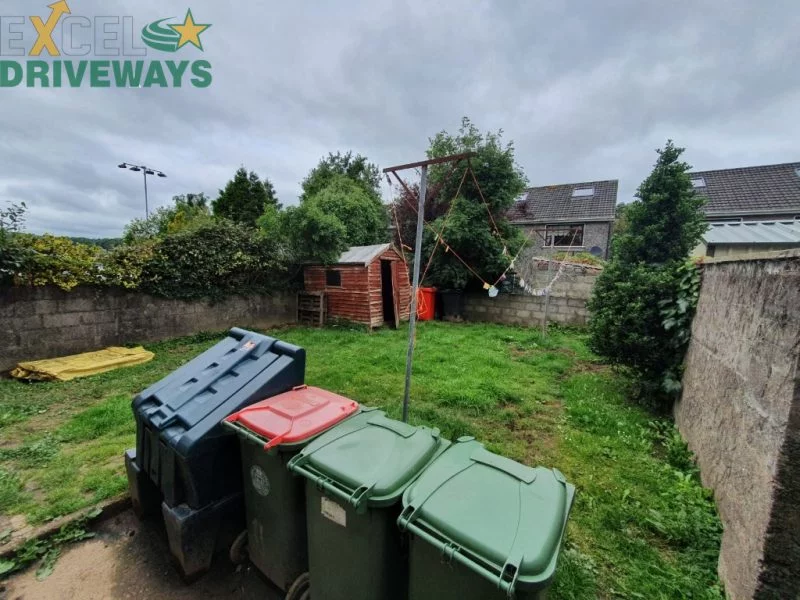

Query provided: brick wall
[675,252,800,599]
[1,286,296,372]
[463,261,600,327]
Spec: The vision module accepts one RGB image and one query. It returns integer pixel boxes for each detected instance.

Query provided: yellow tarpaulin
[10,346,154,382]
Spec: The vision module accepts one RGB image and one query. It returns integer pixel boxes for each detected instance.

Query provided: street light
[117,162,167,217]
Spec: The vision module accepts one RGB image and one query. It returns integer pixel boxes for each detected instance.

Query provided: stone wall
[464,260,600,327]
[1,286,296,372]
[675,252,800,600]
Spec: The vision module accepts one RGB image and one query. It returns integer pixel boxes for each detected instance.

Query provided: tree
[122,193,212,244]
[305,175,387,246]
[271,203,348,265]
[400,117,527,290]
[212,167,279,226]
[301,151,381,202]
[0,201,28,284]
[587,141,707,408]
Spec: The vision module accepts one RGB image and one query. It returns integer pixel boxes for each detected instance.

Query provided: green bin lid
[287,408,447,510]
[398,438,575,593]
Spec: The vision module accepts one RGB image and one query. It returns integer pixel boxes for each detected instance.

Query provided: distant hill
[68,237,123,250]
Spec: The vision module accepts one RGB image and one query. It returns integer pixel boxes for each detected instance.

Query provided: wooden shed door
[391,261,400,328]
[380,260,399,328]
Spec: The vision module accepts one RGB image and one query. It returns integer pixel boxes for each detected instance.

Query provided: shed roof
[334,243,392,266]
[690,162,800,217]
[507,179,618,224]
[704,220,800,245]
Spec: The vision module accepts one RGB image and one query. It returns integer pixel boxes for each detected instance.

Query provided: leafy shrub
[413,117,527,290]
[139,220,285,300]
[1,202,29,285]
[266,202,348,265]
[552,251,604,266]
[305,175,387,246]
[588,141,706,409]
[13,234,103,290]
[99,241,157,289]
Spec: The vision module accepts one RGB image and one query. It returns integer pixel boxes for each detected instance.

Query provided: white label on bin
[250,465,270,497]
[321,496,346,527]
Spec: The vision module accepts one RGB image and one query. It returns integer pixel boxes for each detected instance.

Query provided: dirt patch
[1,510,282,600]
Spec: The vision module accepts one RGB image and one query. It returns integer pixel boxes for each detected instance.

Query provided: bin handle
[397,462,474,531]
[349,482,375,513]
[500,555,522,599]
[404,521,518,596]
[470,449,537,484]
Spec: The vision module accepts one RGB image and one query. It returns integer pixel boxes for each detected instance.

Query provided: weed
[0,507,100,580]
[0,322,723,597]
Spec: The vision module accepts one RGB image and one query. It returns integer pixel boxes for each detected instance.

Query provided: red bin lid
[225,385,359,450]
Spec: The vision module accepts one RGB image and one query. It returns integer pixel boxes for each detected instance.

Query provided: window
[544,224,584,247]
[691,177,706,188]
[571,187,594,197]
[325,269,341,286]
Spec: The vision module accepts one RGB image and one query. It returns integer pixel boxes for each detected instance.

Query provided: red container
[225,385,359,450]
[417,287,437,321]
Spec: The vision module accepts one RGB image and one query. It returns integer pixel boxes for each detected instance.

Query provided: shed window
[325,269,341,287]
[544,224,584,247]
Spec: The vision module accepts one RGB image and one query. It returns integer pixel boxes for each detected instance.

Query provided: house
[689,162,800,258]
[303,243,411,328]
[689,161,800,222]
[693,220,800,259]
[507,179,618,259]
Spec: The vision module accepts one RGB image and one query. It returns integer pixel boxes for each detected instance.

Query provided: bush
[13,234,103,291]
[139,220,286,300]
[408,117,527,290]
[588,141,706,408]
[274,203,348,265]
[99,241,157,289]
[305,175,387,246]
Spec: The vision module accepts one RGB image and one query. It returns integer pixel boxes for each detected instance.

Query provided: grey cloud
[0,0,798,237]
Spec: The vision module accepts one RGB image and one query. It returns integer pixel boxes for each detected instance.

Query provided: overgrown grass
[0,323,722,597]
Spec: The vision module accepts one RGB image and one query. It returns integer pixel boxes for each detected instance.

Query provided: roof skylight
[571,187,594,197]
[691,178,706,188]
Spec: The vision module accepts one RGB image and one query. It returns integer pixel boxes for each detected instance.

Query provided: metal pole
[542,255,552,334]
[143,170,149,217]
[402,164,427,422]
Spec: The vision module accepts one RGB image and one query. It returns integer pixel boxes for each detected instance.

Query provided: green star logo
[141,9,211,52]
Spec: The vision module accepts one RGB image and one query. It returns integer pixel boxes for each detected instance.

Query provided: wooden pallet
[297,291,326,326]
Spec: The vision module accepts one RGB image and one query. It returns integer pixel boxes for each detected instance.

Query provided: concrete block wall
[675,252,800,599]
[464,262,600,327]
[519,221,613,259]
[0,286,296,372]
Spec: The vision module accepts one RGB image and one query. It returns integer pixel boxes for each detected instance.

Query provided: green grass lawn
[0,322,722,598]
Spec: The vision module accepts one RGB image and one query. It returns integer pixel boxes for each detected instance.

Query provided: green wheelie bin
[287,408,450,600]
[397,437,575,599]
[222,385,359,592]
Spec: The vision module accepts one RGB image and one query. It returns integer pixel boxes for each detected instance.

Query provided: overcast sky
[2,0,798,237]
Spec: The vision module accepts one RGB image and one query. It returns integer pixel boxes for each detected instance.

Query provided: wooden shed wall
[304,247,412,328]
[304,264,372,324]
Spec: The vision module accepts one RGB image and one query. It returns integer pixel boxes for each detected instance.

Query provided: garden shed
[304,244,411,328]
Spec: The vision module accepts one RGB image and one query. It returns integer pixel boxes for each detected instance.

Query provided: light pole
[117,162,167,217]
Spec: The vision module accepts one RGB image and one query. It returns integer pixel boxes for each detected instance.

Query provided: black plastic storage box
[123,327,305,580]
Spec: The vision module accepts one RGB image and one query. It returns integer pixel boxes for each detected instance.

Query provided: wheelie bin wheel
[285,572,310,600]
[229,530,248,565]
